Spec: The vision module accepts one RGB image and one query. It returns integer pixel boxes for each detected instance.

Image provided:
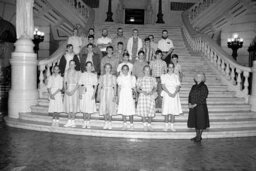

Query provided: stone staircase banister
[38,41,67,98]
[188,0,216,21]
[47,0,90,29]
[182,11,252,103]
[189,0,254,34]
[65,0,90,22]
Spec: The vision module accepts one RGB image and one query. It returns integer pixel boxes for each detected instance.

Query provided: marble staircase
[5,24,256,139]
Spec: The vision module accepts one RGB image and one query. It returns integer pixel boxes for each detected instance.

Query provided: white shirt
[157,38,174,52]
[174,63,182,75]
[96,36,112,51]
[126,37,143,60]
[64,53,74,71]
[67,36,83,54]
[86,53,93,63]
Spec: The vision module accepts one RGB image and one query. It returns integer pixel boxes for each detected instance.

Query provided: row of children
[48,50,183,131]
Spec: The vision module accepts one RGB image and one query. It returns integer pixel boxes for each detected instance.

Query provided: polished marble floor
[0,121,256,171]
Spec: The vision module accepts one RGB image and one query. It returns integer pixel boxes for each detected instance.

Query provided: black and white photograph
[0,0,256,170]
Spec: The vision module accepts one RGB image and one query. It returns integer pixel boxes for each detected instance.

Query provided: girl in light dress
[47,65,63,127]
[99,63,117,129]
[136,65,157,131]
[117,65,136,130]
[64,60,80,127]
[79,61,98,129]
[161,62,183,131]
[117,52,133,76]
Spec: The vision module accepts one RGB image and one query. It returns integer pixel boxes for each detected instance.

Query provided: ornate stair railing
[182,10,252,102]
[36,0,95,98]
[188,0,254,35]
[34,0,95,39]
[38,41,67,98]
[188,0,217,22]
[65,0,90,20]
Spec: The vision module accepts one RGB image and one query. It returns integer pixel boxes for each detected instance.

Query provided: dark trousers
[163,52,172,65]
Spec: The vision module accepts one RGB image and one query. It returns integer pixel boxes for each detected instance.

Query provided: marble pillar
[250,61,256,112]
[8,0,38,119]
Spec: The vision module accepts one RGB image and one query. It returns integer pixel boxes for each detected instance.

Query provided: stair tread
[5,117,256,139]
[21,112,256,122]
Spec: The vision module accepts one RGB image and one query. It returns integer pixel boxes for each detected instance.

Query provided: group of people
[47,27,209,143]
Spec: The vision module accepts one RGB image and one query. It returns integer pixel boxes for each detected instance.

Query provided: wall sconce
[33,28,45,55]
[227,33,243,61]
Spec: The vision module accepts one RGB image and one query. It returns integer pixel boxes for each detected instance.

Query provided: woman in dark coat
[187,72,209,143]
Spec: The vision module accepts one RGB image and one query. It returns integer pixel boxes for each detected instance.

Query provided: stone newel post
[8,0,38,118]
[250,61,256,111]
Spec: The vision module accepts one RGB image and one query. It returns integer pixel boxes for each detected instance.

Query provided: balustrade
[189,0,216,21]
[65,0,89,19]
[38,42,67,98]
[182,12,252,102]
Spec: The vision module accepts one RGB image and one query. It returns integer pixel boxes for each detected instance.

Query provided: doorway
[125,9,144,24]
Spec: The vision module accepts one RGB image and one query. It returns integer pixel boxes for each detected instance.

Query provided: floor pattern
[0,122,256,171]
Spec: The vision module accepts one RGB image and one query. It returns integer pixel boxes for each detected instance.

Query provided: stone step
[22,111,256,121]
[181,81,223,85]
[31,104,251,114]
[180,86,228,91]
[37,96,245,107]
[19,113,256,130]
[102,34,184,40]
[179,91,235,97]
[5,117,256,139]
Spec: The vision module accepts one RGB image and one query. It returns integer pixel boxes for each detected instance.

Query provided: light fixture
[227,33,243,61]
[129,17,135,22]
[33,27,45,54]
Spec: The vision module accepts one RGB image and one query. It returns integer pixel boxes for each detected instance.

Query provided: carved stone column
[156,0,164,24]
[8,0,38,118]
[250,61,256,111]
[105,0,113,22]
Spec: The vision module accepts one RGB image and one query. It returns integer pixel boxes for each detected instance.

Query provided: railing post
[250,61,256,111]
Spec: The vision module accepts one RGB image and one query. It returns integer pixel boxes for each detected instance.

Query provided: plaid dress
[136,76,157,117]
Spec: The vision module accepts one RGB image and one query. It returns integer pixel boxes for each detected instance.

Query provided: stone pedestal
[8,37,38,118]
[250,61,256,112]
